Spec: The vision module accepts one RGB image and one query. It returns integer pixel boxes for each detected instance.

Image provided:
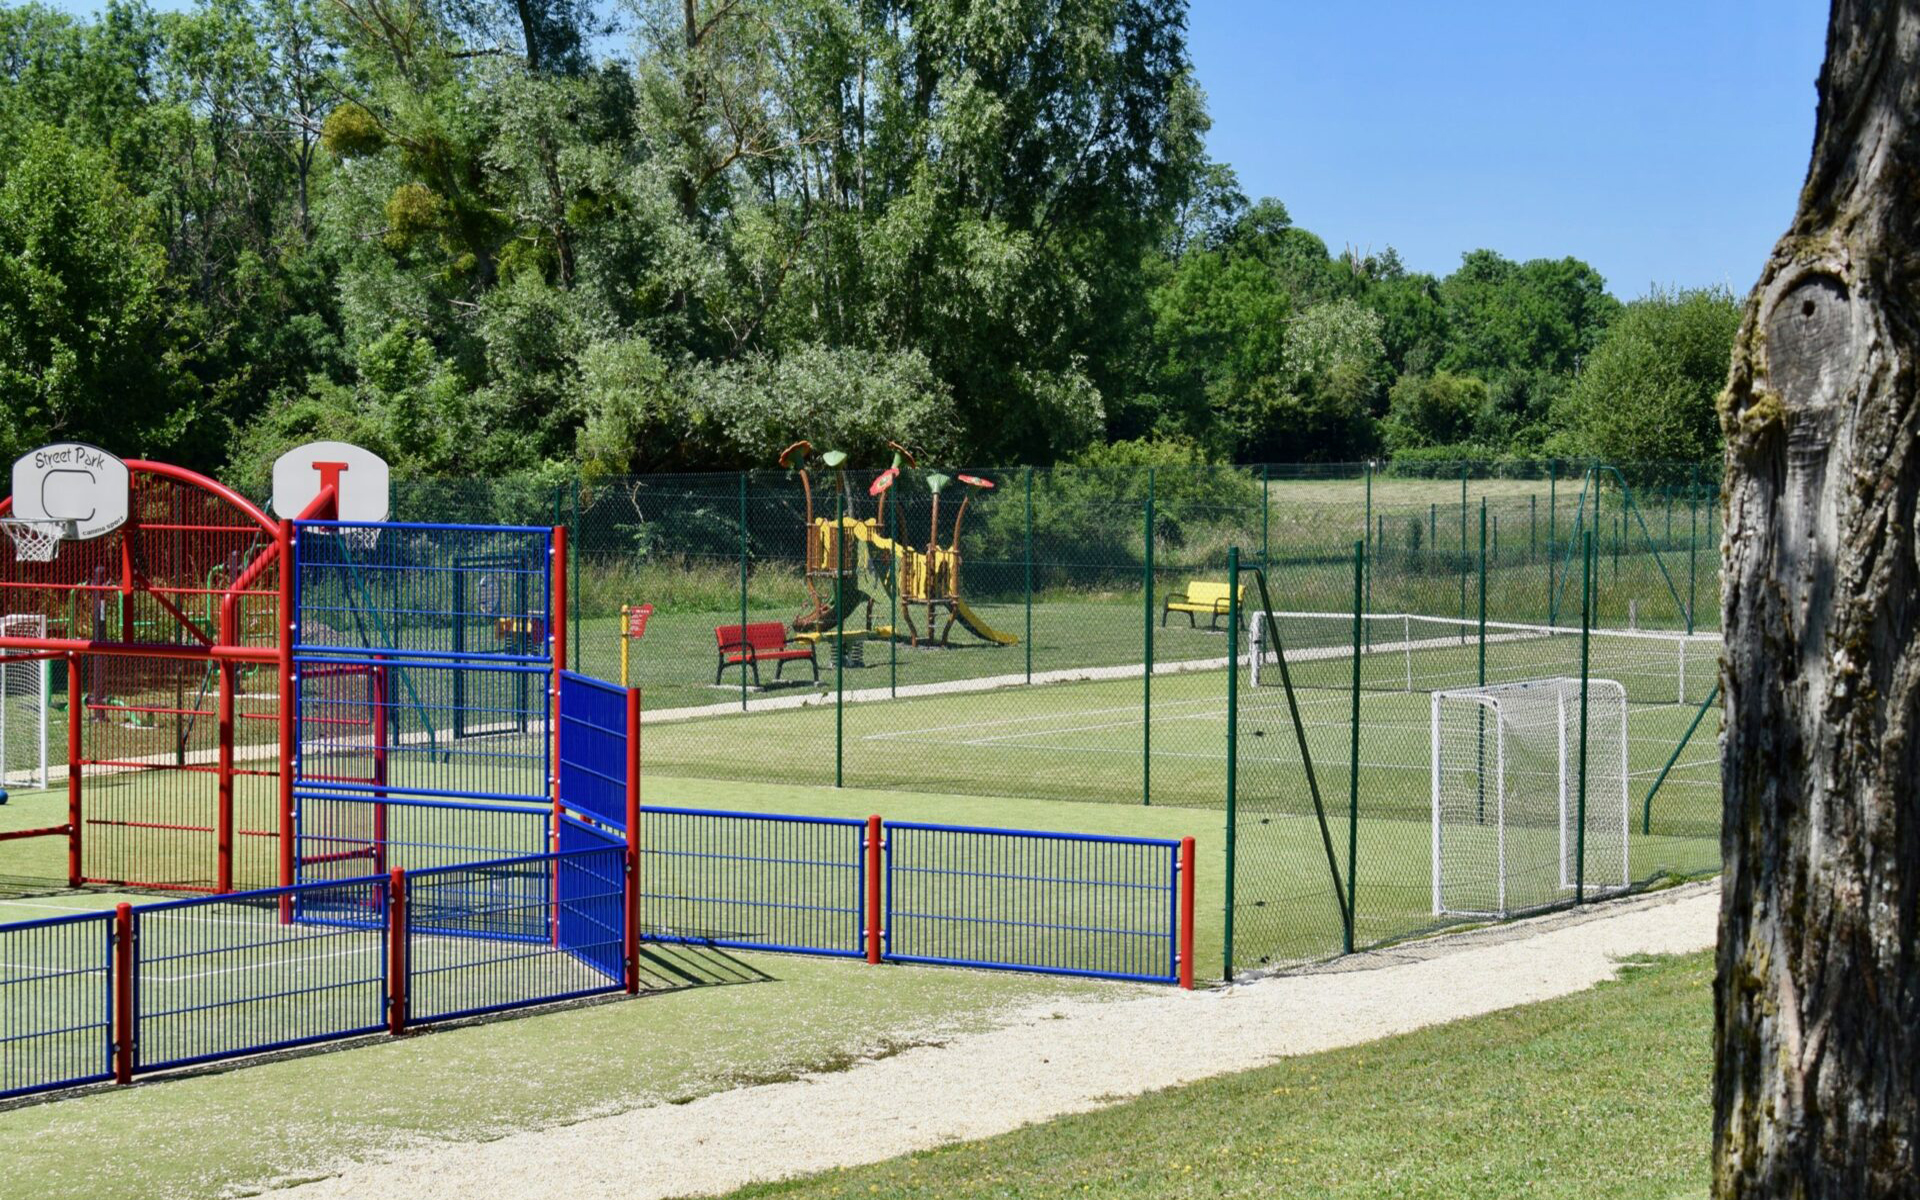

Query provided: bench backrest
[716,621,789,651]
[1184,581,1240,606]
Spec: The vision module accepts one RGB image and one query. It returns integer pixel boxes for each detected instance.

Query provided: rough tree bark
[1716,3,1920,1196]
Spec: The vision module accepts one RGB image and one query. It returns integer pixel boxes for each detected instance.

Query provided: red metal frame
[866,815,883,965]
[387,868,407,1035]
[113,902,133,1082]
[1178,837,1196,990]
[0,461,286,894]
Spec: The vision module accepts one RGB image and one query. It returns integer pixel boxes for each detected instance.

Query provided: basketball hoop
[0,519,72,563]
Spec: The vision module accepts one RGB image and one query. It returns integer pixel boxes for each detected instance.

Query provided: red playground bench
[714,622,819,687]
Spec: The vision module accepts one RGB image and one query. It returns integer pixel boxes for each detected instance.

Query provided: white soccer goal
[1430,677,1628,918]
[0,614,49,790]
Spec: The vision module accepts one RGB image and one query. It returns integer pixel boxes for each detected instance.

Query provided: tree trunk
[1715,3,1920,1196]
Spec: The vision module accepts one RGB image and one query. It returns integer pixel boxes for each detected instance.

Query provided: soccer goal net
[1430,677,1628,918]
[0,613,50,790]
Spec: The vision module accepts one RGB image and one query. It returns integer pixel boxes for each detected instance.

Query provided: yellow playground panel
[802,516,1017,647]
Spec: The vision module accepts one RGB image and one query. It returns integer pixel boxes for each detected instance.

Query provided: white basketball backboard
[271,441,390,523]
[10,443,130,539]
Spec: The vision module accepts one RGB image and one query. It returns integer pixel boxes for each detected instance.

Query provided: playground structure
[778,441,1018,655]
[0,439,1201,1101]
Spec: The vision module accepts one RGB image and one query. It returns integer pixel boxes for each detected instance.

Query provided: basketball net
[0,519,71,563]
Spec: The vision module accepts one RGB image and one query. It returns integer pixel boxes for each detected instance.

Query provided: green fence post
[1363,461,1373,645]
[1429,503,1437,572]
[1687,463,1700,634]
[739,472,749,711]
[1576,531,1593,904]
[1642,682,1720,835]
[1260,465,1270,567]
[1530,492,1537,563]
[1548,461,1557,623]
[1346,539,1361,955]
[1143,469,1155,806]
[835,482,844,788]
[1224,545,1239,980]
[1024,466,1034,684]
[890,481,899,697]
[1478,498,1488,687]
[1476,499,1488,824]
[1458,465,1468,627]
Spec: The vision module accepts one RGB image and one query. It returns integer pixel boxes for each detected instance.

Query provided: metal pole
[1479,499,1488,687]
[890,482,899,696]
[1458,464,1468,627]
[1642,681,1720,835]
[1687,463,1700,634]
[1143,469,1155,806]
[571,477,581,669]
[1548,462,1558,624]
[1260,465,1270,567]
[1346,539,1361,955]
[1576,531,1593,904]
[1363,462,1373,647]
[1224,545,1239,979]
[1024,466,1034,684]
[835,483,845,788]
[739,472,749,711]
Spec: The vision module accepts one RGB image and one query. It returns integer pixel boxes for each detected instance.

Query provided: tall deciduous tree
[1715,2,1920,1195]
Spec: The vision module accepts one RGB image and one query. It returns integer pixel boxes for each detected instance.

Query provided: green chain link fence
[386,458,1724,977]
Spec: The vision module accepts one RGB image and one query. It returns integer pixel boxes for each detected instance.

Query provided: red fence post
[113,902,133,1083]
[388,869,407,1036]
[624,686,642,994]
[216,658,236,893]
[67,652,81,888]
[1178,837,1196,990]
[866,815,883,964]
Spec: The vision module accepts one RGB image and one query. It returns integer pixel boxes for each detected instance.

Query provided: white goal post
[0,613,49,790]
[1430,677,1628,918]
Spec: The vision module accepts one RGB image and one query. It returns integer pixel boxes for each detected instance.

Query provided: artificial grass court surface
[725,951,1715,1200]
[0,782,1149,1200]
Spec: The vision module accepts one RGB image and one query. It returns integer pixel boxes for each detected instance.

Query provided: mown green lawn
[728,951,1715,1200]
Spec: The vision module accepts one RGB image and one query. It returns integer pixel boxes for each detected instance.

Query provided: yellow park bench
[1160,580,1244,630]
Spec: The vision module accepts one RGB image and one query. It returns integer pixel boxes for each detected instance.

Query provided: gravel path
[266,883,1719,1200]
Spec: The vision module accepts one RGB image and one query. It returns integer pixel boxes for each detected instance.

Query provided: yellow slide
[950,598,1019,645]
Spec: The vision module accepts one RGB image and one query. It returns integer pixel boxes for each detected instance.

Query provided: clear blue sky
[45,0,1827,298]
[1186,1,1830,298]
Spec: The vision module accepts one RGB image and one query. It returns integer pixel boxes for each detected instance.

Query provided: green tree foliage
[1551,287,1740,465]
[0,0,1729,486]
[0,124,192,462]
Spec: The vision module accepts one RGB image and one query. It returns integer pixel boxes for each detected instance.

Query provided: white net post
[0,614,50,790]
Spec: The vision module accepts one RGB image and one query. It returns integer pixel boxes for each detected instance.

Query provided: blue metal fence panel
[638,807,865,957]
[556,817,626,980]
[292,522,552,663]
[405,849,624,1024]
[296,792,551,887]
[293,655,551,806]
[883,823,1181,984]
[0,911,115,1100]
[131,877,390,1072]
[557,671,628,832]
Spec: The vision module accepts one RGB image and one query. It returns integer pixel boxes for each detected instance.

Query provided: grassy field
[724,950,1715,1200]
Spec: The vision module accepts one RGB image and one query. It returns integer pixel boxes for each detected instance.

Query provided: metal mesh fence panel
[638,807,866,956]
[404,848,624,1024]
[883,823,1181,983]
[296,794,550,884]
[131,878,389,1071]
[0,911,114,1099]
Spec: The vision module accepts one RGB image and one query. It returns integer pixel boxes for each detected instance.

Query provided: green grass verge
[725,950,1715,1200]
